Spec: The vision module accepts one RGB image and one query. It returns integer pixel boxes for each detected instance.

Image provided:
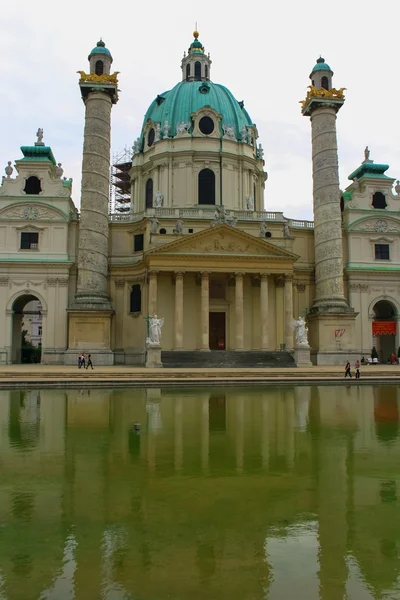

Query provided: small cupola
[88,39,113,76]
[181,30,212,82]
[309,56,333,90]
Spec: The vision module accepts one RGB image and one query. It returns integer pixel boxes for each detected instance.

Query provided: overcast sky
[2,0,400,221]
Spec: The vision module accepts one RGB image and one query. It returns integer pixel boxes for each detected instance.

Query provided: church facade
[0,34,399,365]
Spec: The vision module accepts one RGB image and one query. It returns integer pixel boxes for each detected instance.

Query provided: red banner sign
[372,321,396,335]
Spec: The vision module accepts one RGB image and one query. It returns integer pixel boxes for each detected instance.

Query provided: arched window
[198,168,215,205]
[321,76,329,90]
[186,64,190,80]
[95,60,104,76]
[372,192,387,209]
[130,284,141,313]
[145,178,153,209]
[205,65,208,79]
[195,61,201,81]
[23,176,41,195]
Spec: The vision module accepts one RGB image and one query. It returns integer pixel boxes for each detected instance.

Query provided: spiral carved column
[74,92,113,308]
[310,106,348,311]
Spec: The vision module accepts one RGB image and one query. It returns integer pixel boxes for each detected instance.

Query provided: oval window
[148,128,155,147]
[199,116,214,135]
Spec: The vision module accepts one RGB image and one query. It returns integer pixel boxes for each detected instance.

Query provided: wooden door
[209,312,226,350]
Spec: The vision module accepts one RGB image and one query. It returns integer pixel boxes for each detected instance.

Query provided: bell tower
[301,57,357,365]
[66,40,119,365]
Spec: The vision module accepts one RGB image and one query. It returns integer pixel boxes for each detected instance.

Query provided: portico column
[285,274,294,350]
[148,271,158,316]
[260,273,269,350]
[200,272,210,351]
[174,271,184,350]
[235,272,244,350]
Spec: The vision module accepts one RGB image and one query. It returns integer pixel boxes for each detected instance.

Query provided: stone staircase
[161,350,295,368]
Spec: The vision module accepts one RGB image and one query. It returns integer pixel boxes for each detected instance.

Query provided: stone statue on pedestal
[146,315,164,345]
[154,191,164,207]
[5,161,13,178]
[246,195,254,210]
[173,219,184,234]
[292,316,309,346]
[36,128,44,145]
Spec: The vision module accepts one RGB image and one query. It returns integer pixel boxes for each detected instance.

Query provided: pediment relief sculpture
[148,225,297,260]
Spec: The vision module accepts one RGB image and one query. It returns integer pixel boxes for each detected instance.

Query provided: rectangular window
[134,233,144,252]
[375,244,390,260]
[38,326,42,335]
[20,232,39,250]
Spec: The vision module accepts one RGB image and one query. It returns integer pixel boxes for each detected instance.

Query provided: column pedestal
[307,312,358,365]
[293,344,312,367]
[145,343,163,368]
[64,310,114,365]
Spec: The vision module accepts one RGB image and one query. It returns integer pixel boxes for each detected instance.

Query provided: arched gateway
[372,300,397,362]
[10,294,43,364]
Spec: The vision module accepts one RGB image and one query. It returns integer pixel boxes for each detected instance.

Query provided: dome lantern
[181,30,212,82]
[88,39,113,76]
[309,56,333,90]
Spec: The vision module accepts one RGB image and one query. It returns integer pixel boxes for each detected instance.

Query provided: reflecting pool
[1,385,400,599]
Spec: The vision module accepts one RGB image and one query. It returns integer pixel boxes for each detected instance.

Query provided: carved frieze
[0,204,65,221]
[0,277,9,286]
[354,219,400,233]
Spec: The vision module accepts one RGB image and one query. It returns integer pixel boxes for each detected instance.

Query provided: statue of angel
[147,315,164,345]
[292,316,309,346]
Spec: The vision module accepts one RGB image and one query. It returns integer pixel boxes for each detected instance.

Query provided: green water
[0,385,400,599]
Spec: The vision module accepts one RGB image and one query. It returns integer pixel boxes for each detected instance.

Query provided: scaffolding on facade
[109,147,132,213]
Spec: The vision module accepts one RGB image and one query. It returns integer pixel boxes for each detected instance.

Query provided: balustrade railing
[108,208,314,228]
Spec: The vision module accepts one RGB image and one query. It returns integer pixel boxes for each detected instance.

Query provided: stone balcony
[109,207,314,229]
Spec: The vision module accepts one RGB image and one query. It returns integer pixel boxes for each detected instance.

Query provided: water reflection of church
[0,386,400,598]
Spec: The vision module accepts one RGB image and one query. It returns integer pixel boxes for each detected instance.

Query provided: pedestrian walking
[355,359,360,379]
[80,353,86,369]
[344,360,352,378]
[78,354,82,368]
[86,353,94,370]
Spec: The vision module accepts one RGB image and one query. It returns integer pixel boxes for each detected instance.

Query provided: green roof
[310,57,332,74]
[141,80,254,142]
[89,39,112,60]
[19,145,56,166]
[348,161,391,181]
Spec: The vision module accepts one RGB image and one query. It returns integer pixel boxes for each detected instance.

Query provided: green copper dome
[311,56,332,74]
[89,39,112,60]
[141,80,254,142]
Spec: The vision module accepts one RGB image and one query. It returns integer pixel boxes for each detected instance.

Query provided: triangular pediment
[146,224,298,261]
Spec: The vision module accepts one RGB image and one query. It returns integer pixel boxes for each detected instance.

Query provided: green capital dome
[310,56,332,74]
[88,39,112,60]
[141,80,254,142]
